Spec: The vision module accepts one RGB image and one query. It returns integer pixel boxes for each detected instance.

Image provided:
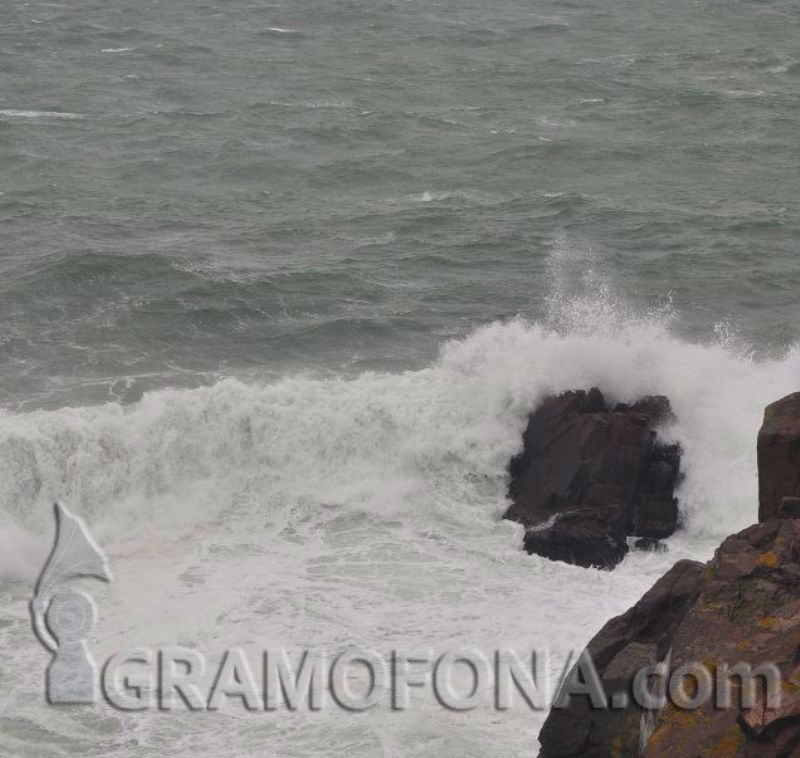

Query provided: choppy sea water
[0,0,798,755]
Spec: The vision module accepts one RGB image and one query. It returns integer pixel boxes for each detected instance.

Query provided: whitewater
[0,0,797,752]
[1,267,798,757]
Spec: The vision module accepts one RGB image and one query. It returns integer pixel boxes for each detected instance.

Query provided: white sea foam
[1,242,797,755]
[417,189,500,204]
[0,109,84,120]
[0,525,46,582]
[2,264,795,571]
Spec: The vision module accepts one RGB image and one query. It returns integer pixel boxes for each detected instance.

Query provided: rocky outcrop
[538,516,800,757]
[522,504,630,570]
[758,392,800,521]
[539,558,706,756]
[505,388,681,569]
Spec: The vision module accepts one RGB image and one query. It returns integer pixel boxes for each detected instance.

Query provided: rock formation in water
[505,388,681,569]
[758,391,800,521]
[537,390,800,757]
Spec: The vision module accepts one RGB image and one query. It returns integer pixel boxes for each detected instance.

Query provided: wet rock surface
[758,392,800,521]
[506,388,681,569]
[539,517,800,757]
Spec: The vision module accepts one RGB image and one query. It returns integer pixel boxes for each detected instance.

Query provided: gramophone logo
[30,502,110,704]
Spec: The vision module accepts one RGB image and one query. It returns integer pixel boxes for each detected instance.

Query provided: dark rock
[627,395,675,425]
[612,397,674,424]
[633,492,679,540]
[584,386,606,413]
[633,537,667,553]
[538,519,800,757]
[506,388,681,569]
[758,391,800,521]
[523,505,629,570]
[539,559,704,757]
[779,496,800,518]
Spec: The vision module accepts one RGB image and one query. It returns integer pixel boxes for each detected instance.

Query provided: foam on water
[0,110,84,120]
[1,254,798,755]
[4,299,795,568]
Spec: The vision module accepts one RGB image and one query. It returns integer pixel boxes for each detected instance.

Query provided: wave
[2,236,798,580]
[0,110,84,120]
[2,296,798,582]
[417,189,502,204]
[255,27,307,40]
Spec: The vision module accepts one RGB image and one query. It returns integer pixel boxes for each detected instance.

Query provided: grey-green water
[0,5,799,757]
[1,0,797,409]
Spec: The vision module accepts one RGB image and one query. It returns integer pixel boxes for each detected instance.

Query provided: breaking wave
[2,257,798,579]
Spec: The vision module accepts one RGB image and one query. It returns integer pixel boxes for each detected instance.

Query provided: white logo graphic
[30,502,111,704]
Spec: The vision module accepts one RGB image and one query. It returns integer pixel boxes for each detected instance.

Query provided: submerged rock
[633,536,667,553]
[758,391,800,521]
[505,388,681,569]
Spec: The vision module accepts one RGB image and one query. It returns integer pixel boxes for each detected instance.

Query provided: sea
[0,0,798,755]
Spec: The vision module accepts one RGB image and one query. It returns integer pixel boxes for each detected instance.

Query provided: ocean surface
[0,0,798,755]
